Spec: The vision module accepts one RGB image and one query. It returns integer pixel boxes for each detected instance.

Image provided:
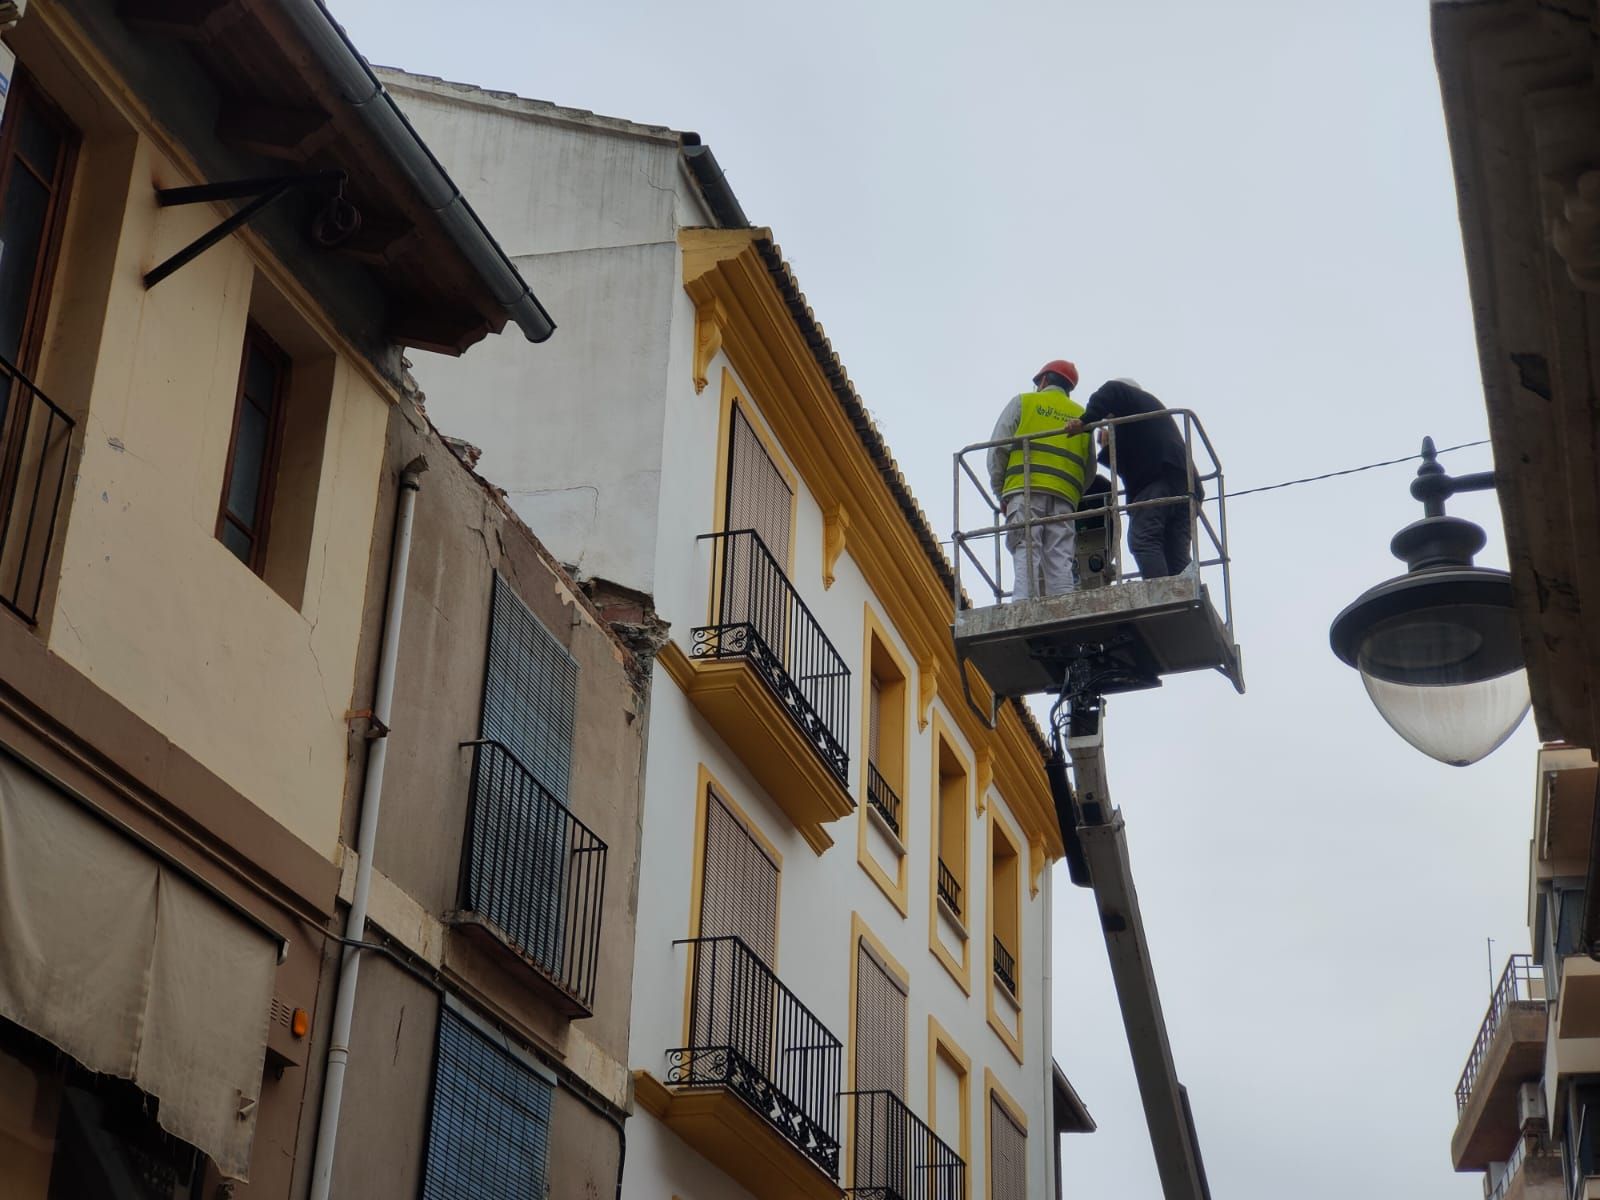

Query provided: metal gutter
[279,0,555,343]
[680,134,749,228]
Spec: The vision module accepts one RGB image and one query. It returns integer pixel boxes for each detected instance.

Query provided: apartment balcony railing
[1458,955,1544,1112]
[0,356,75,625]
[456,739,608,1016]
[867,763,902,837]
[846,1089,966,1200]
[693,529,851,785]
[993,938,1017,997]
[668,935,843,1178]
[937,860,962,918]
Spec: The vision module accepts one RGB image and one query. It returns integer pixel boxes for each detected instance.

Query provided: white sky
[329,1,1536,1194]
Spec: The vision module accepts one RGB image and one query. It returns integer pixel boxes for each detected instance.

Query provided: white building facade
[383,71,1091,1199]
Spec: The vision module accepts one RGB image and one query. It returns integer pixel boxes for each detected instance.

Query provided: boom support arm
[1061,709,1212,1200]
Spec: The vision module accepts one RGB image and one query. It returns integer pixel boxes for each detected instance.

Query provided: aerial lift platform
[951,410,1242,1200]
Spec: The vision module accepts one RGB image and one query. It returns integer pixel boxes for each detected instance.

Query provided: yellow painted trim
[927,1015,972,1178]
[974,747,993,818]
[917,657,938,732]
[678,229,1061,864]
[658,638,697,690]
[858,604,910,917]
[682,764,783,1047]
[983,1069,1029,1200]
[693,297,726,394]
[822,503,849,590]
[846,912,910,1187]
[1029,833,1045,899]
[985,810,1025,1066]
[928,709,971,994]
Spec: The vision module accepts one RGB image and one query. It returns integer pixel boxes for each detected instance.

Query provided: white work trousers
[1005,492,1077,600]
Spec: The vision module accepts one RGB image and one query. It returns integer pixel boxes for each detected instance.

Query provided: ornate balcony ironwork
[668,935,843,1178]
[993,937,1017,997]
[458,739,608,1015]
[937,860,962,918]
[867,762,902,837]
[693,529,851,785]
[0,355,75,625]
[846,1089,966,1200]
[1456,954,1543,1111]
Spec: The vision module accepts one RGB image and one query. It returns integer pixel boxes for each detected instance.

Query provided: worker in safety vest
[987,359,1094,599]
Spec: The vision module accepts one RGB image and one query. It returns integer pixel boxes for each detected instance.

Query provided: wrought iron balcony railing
[0,356,75,625]
[993,937,1017,997]
[669,935,843,1178]
[846,1089,966,1200]
[458,739,608,1014]
[937,860,962,918]
[693,529,851,785]
[867,762,902,837]
[1456,954,1543,1112]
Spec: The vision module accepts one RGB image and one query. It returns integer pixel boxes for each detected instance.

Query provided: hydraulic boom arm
[1055,698,1212,1200]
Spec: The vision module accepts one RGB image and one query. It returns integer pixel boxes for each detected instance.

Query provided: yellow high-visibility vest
[1002,391,1092,504]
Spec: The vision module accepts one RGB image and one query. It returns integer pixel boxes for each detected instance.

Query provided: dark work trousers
[1127,475,1194,579]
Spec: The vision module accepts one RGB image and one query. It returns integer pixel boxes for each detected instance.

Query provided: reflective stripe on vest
[1003,391,1091,504]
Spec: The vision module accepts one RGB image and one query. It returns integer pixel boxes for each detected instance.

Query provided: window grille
[988,1094,1026,1200]
[481,572,577,804]
[421,1008,552,1200]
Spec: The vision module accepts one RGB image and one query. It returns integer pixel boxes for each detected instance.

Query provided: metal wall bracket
[144,170,351,289]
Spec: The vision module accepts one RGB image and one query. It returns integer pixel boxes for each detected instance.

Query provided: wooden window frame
[0,65,79,381]
[215,321,289,574]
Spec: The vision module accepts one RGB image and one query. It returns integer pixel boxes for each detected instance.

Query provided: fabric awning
[0,750,279,1179]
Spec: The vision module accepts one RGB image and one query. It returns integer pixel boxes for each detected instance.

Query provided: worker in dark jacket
[1065,378,1199,579]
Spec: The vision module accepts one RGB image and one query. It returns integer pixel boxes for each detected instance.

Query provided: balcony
[670,529,853,853]
[867,763,902,839]
[0,356,75,625]
[641,935,844,1200]
[937,860,962,920]
[450,739,608,1017]
[1535,746,1597,870]
[993,937,1018,997]
[1453,955,1549,1170]
[846,1089,965,1200]
[1484,1137,1563,1200]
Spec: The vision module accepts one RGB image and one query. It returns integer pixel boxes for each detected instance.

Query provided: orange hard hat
[1034,359,1079,391]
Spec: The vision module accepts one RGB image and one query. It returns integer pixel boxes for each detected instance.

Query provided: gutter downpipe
[276,0,555,343]
[308,456,427,1200]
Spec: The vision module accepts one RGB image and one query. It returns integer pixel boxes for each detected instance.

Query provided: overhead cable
[1225,439,1491,499]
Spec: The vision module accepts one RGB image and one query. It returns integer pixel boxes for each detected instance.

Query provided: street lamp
[1329,437,1529,767]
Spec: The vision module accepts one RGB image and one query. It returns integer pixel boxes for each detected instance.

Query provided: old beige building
[0,2,666,1198]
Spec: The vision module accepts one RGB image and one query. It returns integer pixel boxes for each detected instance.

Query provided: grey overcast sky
[328,1,1533,1195]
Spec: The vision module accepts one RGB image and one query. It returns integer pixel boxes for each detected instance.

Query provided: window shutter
[421,1009,553,1200]
[989,1094,1027,1200]
[853,941,906,1096]
[481,572,576,805]
[726,403,792,561]
[697,789,779,965]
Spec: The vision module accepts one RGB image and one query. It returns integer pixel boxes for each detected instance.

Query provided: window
[216,322,288,571]
[928,1018,971,1185]
[860,610,911,911]
[421,1007,553,1200]
[854,939,907,1096]
[936,736,968,922]
[0,68,75,378]
[988,1091,1026,1200]
[697,786,779,962]
[464,573,581,981]
[724,400,792,564]
[991,823,1020,999]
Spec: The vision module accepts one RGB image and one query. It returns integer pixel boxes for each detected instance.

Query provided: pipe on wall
[307,454,427,1200]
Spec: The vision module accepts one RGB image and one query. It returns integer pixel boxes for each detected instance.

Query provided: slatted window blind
[421,1009,553,1200]
[481,572,577,805]
[725,403,792,560]
[989,1094,1027,1200]
[853,941,906,1095]
[693,789,780,1071]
